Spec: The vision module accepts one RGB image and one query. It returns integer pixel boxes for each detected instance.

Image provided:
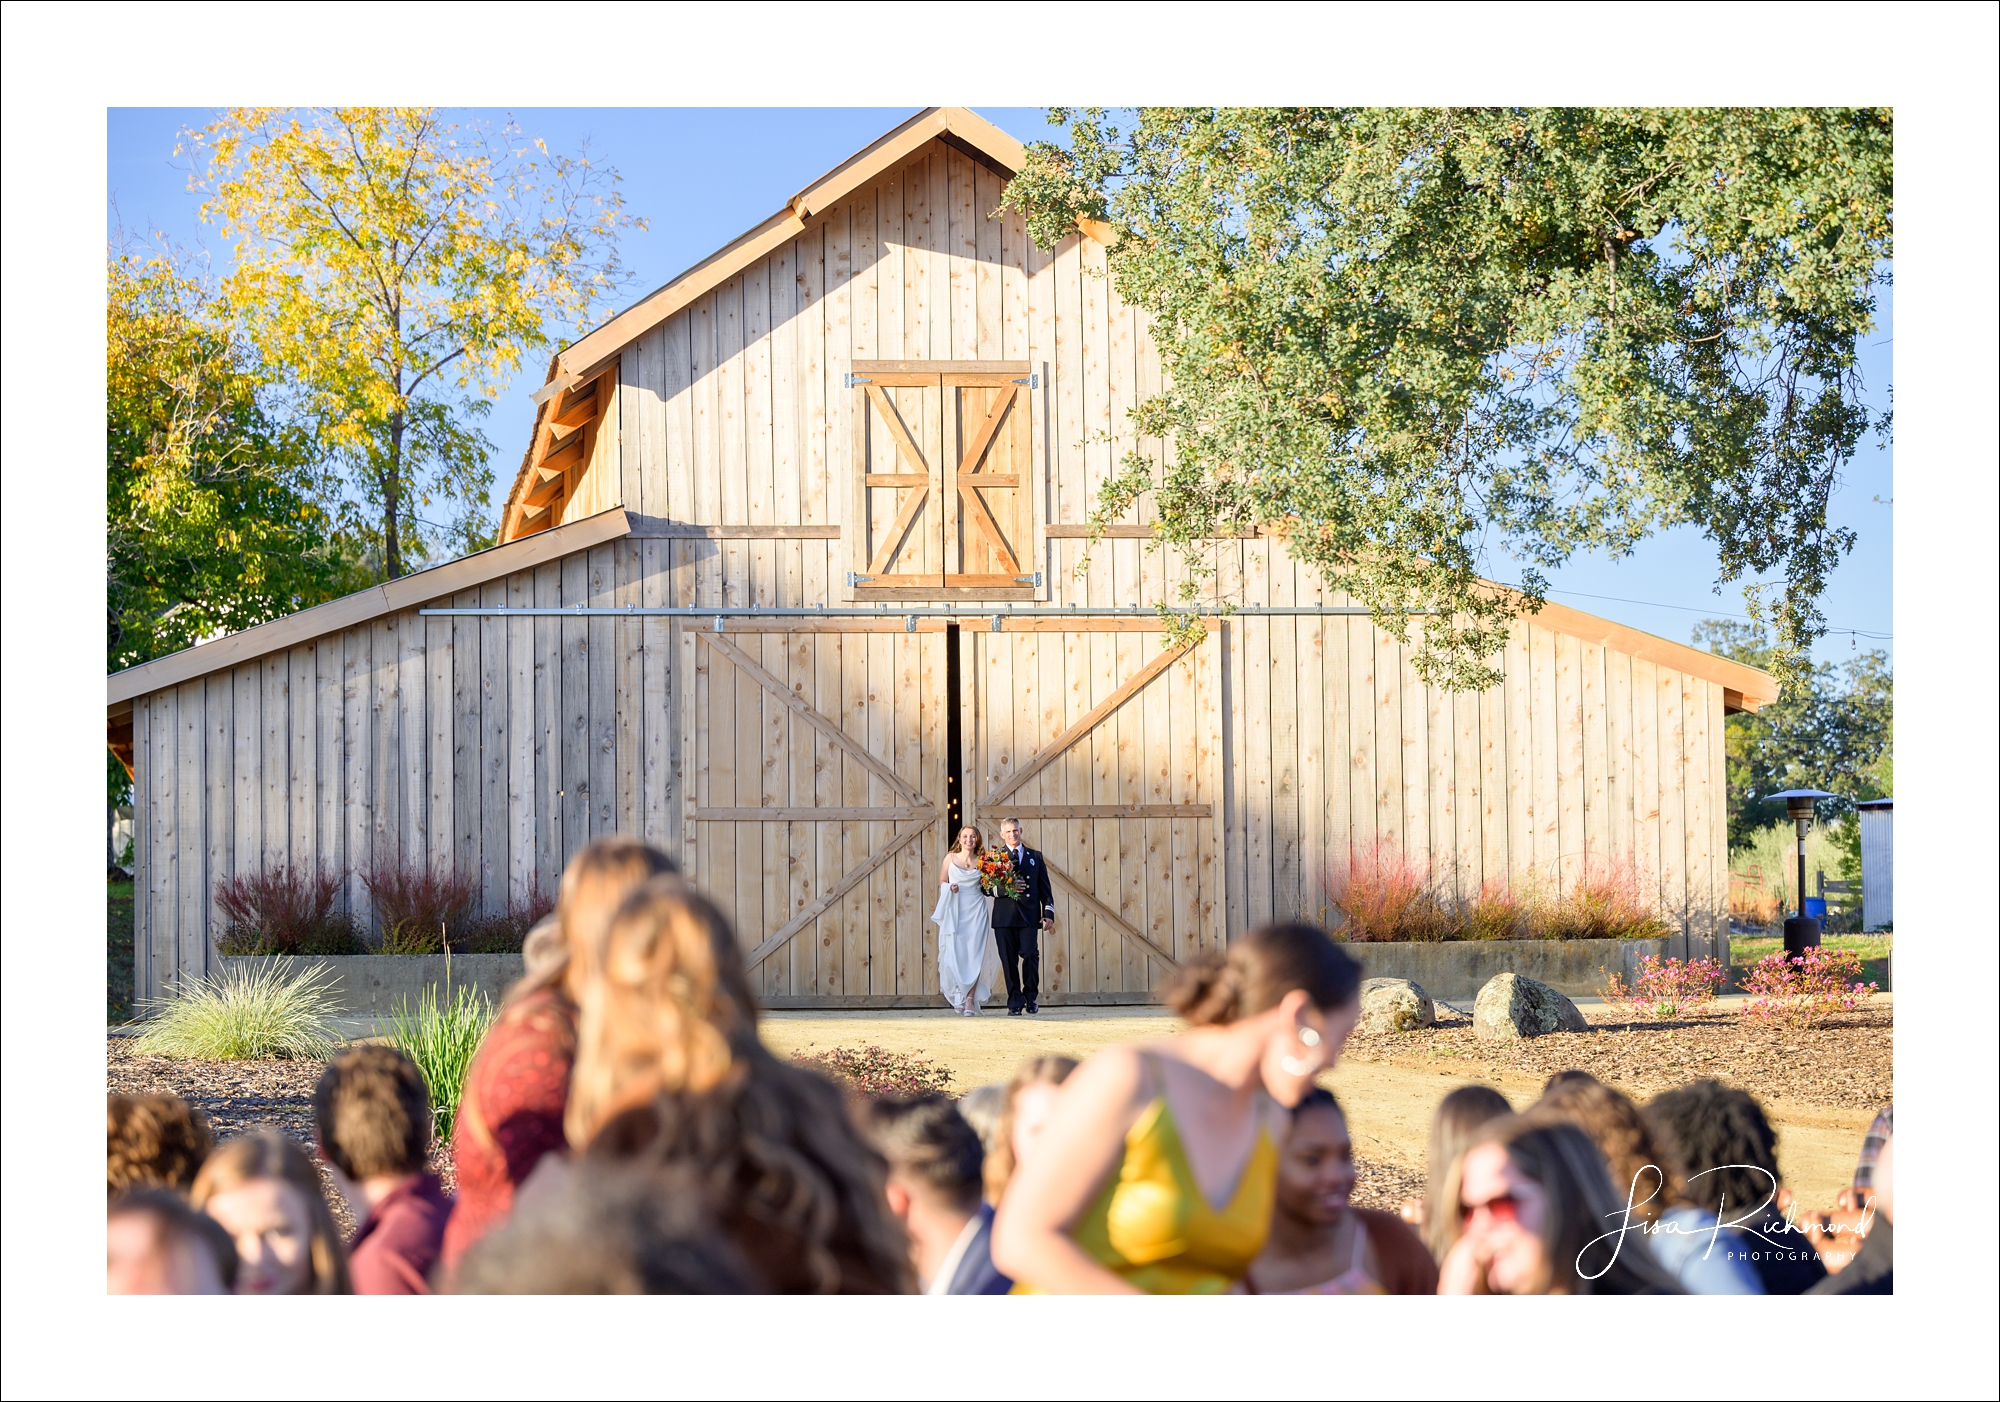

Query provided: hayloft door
[848,362,1037,600]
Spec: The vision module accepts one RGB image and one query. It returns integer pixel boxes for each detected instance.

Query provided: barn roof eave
[106,506,631,710]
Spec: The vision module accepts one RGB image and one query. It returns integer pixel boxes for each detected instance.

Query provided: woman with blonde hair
[439,836,676,1274]
[931,826,998,1015]
[191,1131,350,1294]
[981,1055,1077,1203]
[1435,1115,1683,1295]
[568,873,914,1293]
[991,922,1362,1294]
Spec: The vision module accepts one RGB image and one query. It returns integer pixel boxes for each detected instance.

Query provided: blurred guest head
[107,1094,213,1196]
[191,1131,350,1294]
[512,836,675,1007]
[956,1084,1007,1158]
[1642,1080,1782,1219]
[1439,1116,1681,1295]
[982,1055,1078,1202]
[1163,922,1363,1106]
[453,1161,756,1294]
[1533,1073,1684,1224]
[1421,1083,1513,1254]
[572,874,914,1294]
[860,1094,985,1288]
[108,1190,235,1295]
[312,1045,431,1193]
[1275,1087,1357,1230]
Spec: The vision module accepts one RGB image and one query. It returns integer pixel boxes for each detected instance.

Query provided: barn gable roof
[497,107,1030,538]
[106,507,630,711]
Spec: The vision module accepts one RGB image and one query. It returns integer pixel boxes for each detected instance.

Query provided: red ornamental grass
[1740,947,1879,1029]
[1531,854,1668,941]
[212,866,346,955]
[1325,839,1453,942]
[363,862,479,954]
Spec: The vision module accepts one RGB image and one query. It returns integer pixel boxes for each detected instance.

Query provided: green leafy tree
[185,108,640,579]
[1004,108,1892,692]
[1692,619,1891,855]
[107,239,357,673]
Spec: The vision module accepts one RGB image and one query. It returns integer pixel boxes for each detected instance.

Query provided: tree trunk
[384,410,405,580]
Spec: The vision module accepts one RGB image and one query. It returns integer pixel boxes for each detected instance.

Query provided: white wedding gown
[930,865,1001,1011]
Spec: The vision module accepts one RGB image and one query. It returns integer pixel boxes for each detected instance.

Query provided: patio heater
[1763,789,1839,956]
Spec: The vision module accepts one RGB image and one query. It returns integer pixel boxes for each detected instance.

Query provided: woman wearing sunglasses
[991,922,1361,1294]
[1437,1115,1683,1294]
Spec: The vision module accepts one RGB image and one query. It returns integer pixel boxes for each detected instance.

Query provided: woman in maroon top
[439,838,676,1275]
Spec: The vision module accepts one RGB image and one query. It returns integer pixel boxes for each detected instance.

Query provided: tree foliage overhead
[1693,618,1891,849]
[107,239,357,674]
[1004,108,1892,693]
[185,108,641,578]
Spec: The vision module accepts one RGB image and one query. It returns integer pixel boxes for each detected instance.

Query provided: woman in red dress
[437,837,675,1275]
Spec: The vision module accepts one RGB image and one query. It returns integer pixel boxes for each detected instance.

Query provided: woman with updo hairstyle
[990,922,1362,1293]
[440,836,677,1275]
[566,873,914,1294]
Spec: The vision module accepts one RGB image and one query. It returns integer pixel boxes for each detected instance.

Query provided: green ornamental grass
[137,960,342,1060]
[388,979,496,1142]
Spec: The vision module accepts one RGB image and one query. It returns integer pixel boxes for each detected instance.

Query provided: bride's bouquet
[976,846,1028,900]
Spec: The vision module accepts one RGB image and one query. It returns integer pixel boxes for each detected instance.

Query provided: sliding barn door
[680,625,948,1004]
[963,627,1224,1002]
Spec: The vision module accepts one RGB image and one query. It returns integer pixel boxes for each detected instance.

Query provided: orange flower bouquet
[977,846,1027,900]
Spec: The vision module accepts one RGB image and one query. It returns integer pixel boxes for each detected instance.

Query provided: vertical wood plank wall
[129,135,1730,1004]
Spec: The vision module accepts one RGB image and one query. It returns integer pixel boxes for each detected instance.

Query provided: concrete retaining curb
[218,954,526,1014]
[1339,937,1689,1001]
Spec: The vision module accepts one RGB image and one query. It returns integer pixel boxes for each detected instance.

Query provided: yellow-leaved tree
[186,108,640,579]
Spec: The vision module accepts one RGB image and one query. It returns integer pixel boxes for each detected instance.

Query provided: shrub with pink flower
[1600,955,1725,1019]
[1740,946,1879,1028]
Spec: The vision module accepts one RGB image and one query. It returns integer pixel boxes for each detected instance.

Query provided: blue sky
[107,106,1892,665]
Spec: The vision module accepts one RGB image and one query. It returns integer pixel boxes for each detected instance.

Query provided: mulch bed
[1342,1002,1893,1112]
[1347,1157,1426,1213]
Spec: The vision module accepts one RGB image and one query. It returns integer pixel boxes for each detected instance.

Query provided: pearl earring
[1299,1026,1321,1048]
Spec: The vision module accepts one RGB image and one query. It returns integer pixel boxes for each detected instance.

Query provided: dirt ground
[761,999,1890,1212]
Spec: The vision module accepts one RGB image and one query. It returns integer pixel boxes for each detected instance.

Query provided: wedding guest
[991,819,1055,1015]
[569,874,914,1293]
[107,1093,212,1196]
[191,1131,351,1294]
[1436,1116,1682,1294]
[313,1045,451,1294]
[1410,1083,1513,1250]
[1242,1089,1437,1294]
[453,1160,756,1294]
[108,1190,235,1294]
[862,1094,1010,1294]
[1643,1080,1827,1294]
[1809,1131,1892,1295]
[1532,1073,1760,1294]
[957,1083,1007,1159]
[991,922,1361,1294]
[439,837,676,1274]
[981,1055,1078,1203]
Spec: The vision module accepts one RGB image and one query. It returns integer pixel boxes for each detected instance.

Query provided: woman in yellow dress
[990,922,1362,1293]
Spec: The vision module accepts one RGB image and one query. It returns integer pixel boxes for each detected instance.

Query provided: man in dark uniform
[991,818,1055,1015]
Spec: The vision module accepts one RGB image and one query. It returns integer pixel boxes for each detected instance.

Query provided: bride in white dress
[931,827,1000,1016]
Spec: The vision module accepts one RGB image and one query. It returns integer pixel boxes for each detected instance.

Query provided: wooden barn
[107,107,1779,1007]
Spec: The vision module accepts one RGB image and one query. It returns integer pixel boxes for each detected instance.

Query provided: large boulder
[1357,977,1435,1034]
[1473,972,1587,1041]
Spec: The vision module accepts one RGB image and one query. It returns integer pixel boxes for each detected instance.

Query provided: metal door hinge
[847,571,875,587]
[844,373,873,388]
[1013,572,1043,587]
[1010,374,1040,388]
